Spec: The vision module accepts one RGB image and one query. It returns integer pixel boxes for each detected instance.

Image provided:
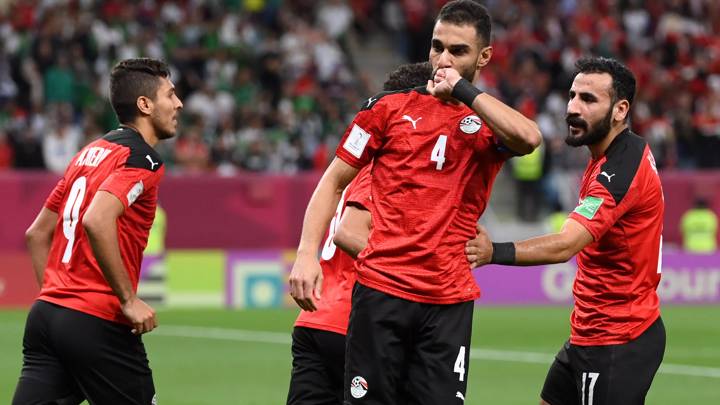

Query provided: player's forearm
[25,232,52,286]
[333,231,367,259]
[513,233,577,265]
[297,179,344,258]
[83,219,135,303]
[470,93,542,155]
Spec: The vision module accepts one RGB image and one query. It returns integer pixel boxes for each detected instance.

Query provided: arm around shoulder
[333,205,371,259]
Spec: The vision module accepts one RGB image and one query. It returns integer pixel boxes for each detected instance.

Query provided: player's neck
[588,124,628,160]
[122,121,159,147]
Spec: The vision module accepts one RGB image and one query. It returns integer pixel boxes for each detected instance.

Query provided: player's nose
[437,50,453,69]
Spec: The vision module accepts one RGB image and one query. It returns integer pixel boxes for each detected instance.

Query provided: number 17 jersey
[39,127,164,325]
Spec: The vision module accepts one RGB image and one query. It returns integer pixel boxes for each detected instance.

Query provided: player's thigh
[403,300,474,405]
[287,327,345,405]
[605,317,666,404]
[345,283,412,405]
[12,301,84,405]
[562,319,665,405]
[540,342,579,405]
[50,307,155,405]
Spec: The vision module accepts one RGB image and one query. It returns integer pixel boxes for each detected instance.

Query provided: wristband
[490,242,515,265]
[451,78,483,107]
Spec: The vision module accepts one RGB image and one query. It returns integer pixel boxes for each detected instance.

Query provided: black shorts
[344,283,474,405]
[541,317,666,405]
[287,326,346,405]
[12,300,155,405]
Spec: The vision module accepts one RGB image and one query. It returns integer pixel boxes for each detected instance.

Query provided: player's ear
[477,45,492,69]
[613,99,630,123]
[136,96,154,117]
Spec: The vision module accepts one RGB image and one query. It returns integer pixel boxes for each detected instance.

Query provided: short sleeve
[345,164,372,211]
[99,167,164,210]
[474,117,514,162]
[44,177,67,212]
[569,179,637,241]
[335,97,389,168]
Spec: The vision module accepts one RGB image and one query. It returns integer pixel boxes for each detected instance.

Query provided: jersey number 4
[431,135,447,170]
[62,177,87,263]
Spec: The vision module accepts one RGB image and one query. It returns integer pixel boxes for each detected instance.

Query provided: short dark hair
[574,56,636,106]
[437,0,492,46]
[110,58,171,124]
[383,62,433,91]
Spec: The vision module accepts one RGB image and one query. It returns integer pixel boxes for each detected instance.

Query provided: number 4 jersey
[335,87,513,305]
[39,126,164,325]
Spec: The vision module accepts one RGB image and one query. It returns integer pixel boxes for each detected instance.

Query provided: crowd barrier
[2,249,718,308]
[1,170,718,251]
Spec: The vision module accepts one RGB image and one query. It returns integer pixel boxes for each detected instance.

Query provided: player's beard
[153,114,176,140]
[565,107,612,147]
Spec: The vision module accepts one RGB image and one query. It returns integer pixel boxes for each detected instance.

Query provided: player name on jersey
[75,146,112,167]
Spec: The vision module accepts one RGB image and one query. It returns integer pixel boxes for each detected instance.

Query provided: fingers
[289,276,318,311]
[426,79,435,94]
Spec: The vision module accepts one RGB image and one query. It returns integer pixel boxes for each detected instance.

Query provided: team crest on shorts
[459,115,482,134]
[350,376,368,398]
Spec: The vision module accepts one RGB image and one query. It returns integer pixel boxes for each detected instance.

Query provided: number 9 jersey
[38,126,165,325]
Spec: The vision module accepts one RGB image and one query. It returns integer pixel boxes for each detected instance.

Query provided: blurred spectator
[0,0,718,175]
[0,129,13,169]
[680,197,718,253]
[42,104,82,174]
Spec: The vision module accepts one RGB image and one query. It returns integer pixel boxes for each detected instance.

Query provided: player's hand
[465,224,493,268]
[288,253,323,312]
[121,296,157,335]
[426,68,463,101]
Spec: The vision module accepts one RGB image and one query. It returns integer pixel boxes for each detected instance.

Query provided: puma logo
[366,97,376,107]
[402,115,422,129]
[600,171,615,182]
[456,391,465,402]
[146,155,159,170]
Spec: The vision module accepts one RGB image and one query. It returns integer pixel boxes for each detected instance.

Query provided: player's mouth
[566,115,587,136]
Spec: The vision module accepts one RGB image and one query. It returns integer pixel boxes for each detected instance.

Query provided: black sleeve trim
[104,127,164,172]
[596,129,645,205]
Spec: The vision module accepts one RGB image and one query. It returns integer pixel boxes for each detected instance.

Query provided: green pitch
[1,306,718,404]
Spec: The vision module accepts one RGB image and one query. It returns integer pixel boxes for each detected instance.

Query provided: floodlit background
[0,1,718,404]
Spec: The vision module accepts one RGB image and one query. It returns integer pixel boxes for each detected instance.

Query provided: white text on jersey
[75,147,112,168]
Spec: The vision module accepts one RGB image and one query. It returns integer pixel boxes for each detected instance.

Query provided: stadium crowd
[0,0,718,177]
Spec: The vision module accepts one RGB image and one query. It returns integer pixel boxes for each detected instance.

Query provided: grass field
[1,306,718,404]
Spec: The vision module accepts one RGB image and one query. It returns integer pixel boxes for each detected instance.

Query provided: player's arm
[427,68,541,155]
[333,205,371,259]
[466,219,594,267]
[25,207,58,286]
[82,191,156,334]
[289,158,359,311]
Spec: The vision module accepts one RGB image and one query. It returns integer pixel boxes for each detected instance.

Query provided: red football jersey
[335,87,511,304]
[39,127,164,325]
[568,129,664,345]
[295,164,372,335]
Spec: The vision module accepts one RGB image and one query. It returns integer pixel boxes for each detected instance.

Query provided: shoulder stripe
[597,129,646,204]
[359,86,427,111]
[103,127,163,172]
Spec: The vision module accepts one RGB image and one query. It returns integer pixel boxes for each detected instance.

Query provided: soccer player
[13,58,183,405]
[286,61,432,405]
[466,57,665,405]
[288,1,542,403]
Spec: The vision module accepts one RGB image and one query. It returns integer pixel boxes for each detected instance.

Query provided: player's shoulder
[595,129,648,204]
[359,86,429,112]
[103,126,163,172]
